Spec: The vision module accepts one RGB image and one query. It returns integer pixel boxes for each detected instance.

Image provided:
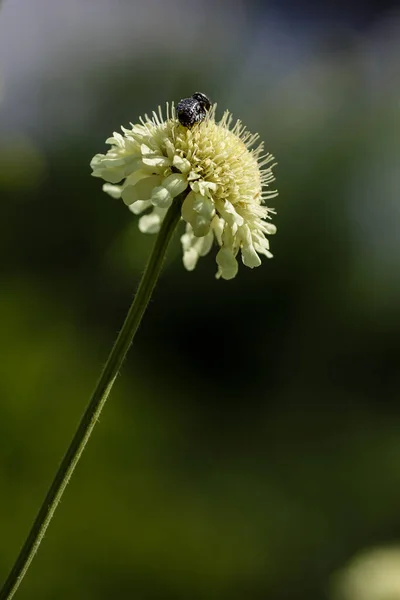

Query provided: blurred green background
[1,1,400,598]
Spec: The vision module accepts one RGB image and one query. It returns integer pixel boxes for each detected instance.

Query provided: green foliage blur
[1,2,400,599]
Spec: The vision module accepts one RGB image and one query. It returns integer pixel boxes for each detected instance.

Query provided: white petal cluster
[91,103,278,279]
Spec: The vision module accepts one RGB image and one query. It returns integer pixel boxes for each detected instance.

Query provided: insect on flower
[91,95,278,280]
[176,92,212,128]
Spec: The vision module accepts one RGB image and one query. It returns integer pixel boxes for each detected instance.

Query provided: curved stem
[0,195,184,600]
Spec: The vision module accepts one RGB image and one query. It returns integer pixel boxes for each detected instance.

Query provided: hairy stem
[0,195,184,600]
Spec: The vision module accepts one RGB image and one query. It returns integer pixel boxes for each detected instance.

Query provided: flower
[331,546,400,600]
[90,102,278,280]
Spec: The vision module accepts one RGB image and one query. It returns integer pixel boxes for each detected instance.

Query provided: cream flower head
[331,546,400,600]
[90,100,278,280]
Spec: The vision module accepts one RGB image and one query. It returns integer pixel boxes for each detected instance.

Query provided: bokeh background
[1,1,400,598]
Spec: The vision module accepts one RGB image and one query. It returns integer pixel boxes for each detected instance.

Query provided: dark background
[1,1,400,598]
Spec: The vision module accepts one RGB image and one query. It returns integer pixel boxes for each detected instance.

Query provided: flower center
[172,120,262,208]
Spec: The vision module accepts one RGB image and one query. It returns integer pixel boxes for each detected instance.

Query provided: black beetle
[176,92,212,128]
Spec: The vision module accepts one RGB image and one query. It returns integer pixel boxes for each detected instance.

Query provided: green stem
[0,195,184,600]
